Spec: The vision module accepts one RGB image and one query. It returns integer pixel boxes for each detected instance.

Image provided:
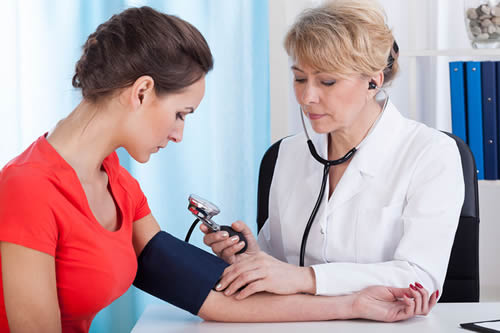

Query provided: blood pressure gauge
[187,194,248,254]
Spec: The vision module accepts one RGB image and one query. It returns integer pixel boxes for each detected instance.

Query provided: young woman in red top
[0,6,436,333]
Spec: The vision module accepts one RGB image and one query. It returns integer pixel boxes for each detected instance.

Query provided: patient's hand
[201,221,259,264]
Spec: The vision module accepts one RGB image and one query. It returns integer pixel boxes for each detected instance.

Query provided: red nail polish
[436,290,439,298]
[405,293,412,298]
[410,284,417,291]
[415,282,423,289]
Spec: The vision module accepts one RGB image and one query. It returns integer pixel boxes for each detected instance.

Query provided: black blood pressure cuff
[133,231,229,315]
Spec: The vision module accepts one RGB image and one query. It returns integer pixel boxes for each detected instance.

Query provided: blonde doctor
[202,0,464,308]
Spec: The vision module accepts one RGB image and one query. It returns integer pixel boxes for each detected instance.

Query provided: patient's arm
[199,284,437,323]
[1,242,62,333]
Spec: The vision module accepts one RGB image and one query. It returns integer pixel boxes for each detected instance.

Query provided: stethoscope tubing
[298,92,389,267]
[299,164,330,267]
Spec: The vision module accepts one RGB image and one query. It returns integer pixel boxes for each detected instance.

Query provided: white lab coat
[258,100,465,296]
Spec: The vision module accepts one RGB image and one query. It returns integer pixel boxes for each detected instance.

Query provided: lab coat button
[320,229,325,234]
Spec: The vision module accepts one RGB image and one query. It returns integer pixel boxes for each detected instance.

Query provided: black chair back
[440,132,480,302]
[256,138,284,232]
[256,133,479,302]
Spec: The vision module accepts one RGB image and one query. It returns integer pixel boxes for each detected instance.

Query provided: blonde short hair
[284,0,399,86]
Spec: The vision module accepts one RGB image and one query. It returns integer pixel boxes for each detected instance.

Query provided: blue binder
[496,61,500,179]
[449,62,468,143]
[466,61,485,180]
[481,62,498,180]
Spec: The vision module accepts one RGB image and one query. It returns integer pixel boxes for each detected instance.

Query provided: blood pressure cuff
[133,231,229,315]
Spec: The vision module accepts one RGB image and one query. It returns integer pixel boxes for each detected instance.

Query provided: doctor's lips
[307,112,326,120]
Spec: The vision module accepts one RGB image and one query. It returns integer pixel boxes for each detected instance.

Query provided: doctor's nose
[300,84,320,105]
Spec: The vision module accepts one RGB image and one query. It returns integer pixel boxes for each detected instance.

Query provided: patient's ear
[128,75,155,109]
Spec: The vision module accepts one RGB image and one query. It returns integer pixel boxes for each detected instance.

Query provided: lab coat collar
[303,99,403,212]
[352,99,403,177]
[307,99,401,176]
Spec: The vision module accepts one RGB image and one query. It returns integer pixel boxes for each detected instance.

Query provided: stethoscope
[298,84,389,267]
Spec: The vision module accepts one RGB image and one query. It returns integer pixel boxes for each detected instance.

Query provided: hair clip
[387,40,399,69]
[392,40,399,54]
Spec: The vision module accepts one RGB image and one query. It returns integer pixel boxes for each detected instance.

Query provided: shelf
[400,48,500,57]
[479,180,500,185]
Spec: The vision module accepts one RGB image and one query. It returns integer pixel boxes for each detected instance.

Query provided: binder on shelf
[466,61,485,180]
[481,61,498,180]
[496,61,500,179]
[449,61,468,143]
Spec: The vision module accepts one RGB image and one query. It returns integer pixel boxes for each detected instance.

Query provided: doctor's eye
[321,80,336,87]
[294,77,306,83]
[176,113,185,121]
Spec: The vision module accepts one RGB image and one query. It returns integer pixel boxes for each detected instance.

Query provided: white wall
[478,182,500,301]
[268,0,320,142]
[268,0,500,301]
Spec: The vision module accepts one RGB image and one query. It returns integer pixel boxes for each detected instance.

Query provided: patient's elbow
[197,291,227,322]
[197,309,215,321]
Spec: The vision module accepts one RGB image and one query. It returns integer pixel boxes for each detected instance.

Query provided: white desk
[132,302,500,333]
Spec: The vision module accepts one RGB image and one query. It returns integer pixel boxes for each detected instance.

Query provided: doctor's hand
[201,221,260,264]
[214,251,315,299]
[352,285,438,322]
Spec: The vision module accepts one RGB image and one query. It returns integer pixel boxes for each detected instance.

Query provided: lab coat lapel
[328,159,365,212]
[303,126,366,215]
[353,99,402,177]
[302,99,401,215]
[329,99,401,211]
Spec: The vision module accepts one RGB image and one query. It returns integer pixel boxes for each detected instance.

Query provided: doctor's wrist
[297,266,316,295]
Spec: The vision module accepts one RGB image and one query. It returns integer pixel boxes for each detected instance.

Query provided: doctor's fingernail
[415,282,423,289]
[436,290,439,298]
[231,236,239,242]
[238,241,245,247]
[221,232,229,238]
[216,284,222,290]
[409,284,417,291]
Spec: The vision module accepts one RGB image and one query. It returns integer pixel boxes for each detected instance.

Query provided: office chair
[440,132,480,302]
[256,132,479,302]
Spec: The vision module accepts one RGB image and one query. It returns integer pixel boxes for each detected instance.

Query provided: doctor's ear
[371,72,384,89]
[367,72,384,97]
[130,75,155,108]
